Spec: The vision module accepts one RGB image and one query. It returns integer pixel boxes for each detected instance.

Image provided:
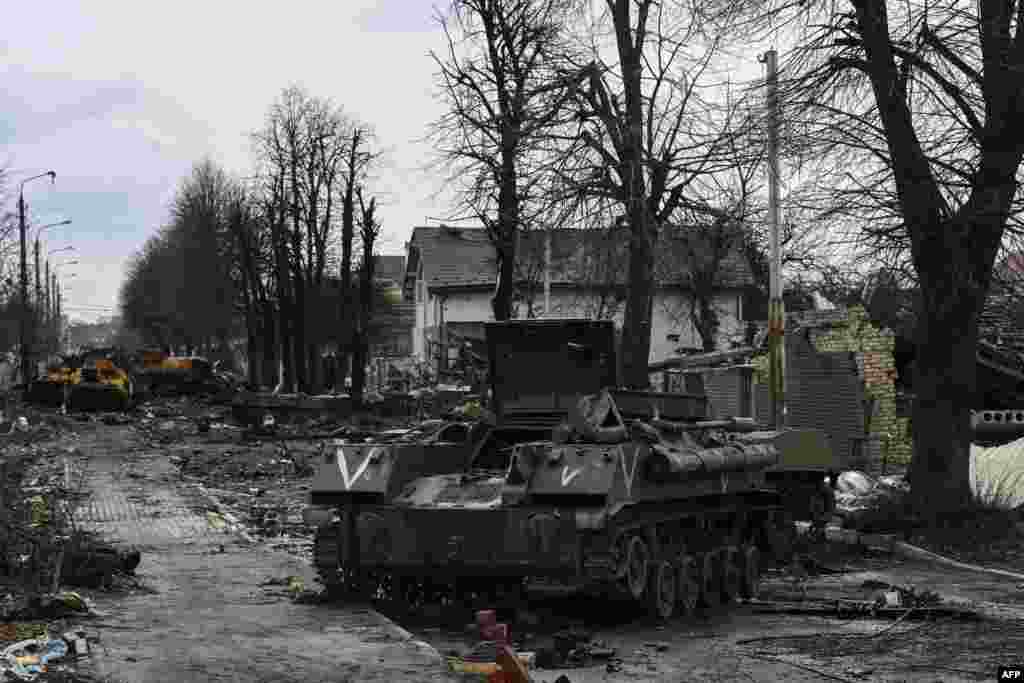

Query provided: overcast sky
[2,0,456,323]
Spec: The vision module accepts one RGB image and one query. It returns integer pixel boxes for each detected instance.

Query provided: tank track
[312,522,344,595]
[311,500,802,620]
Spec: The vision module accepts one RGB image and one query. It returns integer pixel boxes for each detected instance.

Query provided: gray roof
[405,225,755,292]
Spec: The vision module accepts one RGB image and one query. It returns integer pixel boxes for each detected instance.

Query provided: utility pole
[55,283,62,353]
[45,261,51,352]
[543,227,552,317]
[18,196,29,385]
[34,238,41,357]
[17,171,56,385]
[761,49,786,429]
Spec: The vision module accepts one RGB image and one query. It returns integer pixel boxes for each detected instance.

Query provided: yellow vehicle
[134,350,223,396]
[69,358,131,411]
[67,354,133,412]
[27,356,82,407]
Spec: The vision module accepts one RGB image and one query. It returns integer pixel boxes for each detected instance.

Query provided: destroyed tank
[304,319,839,618]
[27,354,81,407]
[133,352,224,397]
[68,352,133,411]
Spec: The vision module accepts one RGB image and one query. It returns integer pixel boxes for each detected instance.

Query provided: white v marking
[337,447,379,489]
[561,465,582,487]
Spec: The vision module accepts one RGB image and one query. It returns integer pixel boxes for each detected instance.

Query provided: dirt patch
[906,509,1024,572]
[746,617,1024,681]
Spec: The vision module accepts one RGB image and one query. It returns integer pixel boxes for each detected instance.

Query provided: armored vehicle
[133,352,226,397]
[27,355,81,407]
[68,354,133,411]
[29,348,134,411]
[304,320,838,618]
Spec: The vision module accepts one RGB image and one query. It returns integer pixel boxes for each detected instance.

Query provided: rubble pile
[172,441,320,543]
[834,471,912,533]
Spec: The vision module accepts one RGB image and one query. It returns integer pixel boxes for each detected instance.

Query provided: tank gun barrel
[649,416,761,433]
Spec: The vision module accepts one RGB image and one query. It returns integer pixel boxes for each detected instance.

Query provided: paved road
[71,425,453,683]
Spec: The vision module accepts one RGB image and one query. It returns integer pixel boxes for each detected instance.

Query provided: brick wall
[753,334,868,470]
[752,306,912,470]
[806,306,912,466]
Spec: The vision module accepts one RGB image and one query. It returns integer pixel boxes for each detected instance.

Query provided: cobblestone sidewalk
[71,427,451,683]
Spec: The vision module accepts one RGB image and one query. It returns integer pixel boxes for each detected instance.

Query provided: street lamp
[18,171,56,385]
[52,268,77,354]
[34,219,71,310]
[30,219,70,367]
[44,250,75,353]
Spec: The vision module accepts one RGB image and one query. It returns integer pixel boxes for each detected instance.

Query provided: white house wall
[413,286,745,364]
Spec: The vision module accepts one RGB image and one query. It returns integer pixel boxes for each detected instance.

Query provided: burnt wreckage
[304,319,838,618]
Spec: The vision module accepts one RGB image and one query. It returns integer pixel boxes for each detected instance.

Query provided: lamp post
[46,251,75,353]
[33,222,71,358]
[53,264,77,354]
[18,171,57,385]
[35,223,71,310]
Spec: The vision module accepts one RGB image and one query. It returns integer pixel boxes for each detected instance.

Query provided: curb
[184,481,447,670]
[364,613,445,667]
[187,482,259,544]
[799,522,1024,582]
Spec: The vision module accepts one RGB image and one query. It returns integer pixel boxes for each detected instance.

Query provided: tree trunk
[621,222,656,388]
[614,2,655,389]
[244,312,259,386]
[351,331,367,410]
[261,302,277,391]
[292,273,308,393]
[307,343,320,395]
[491,147,519,321]
[492,235,517,321]
[339,133,360,388]
[909,265,982,518]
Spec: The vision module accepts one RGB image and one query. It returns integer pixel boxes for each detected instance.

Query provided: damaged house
[650,264,1024,474]
[402,224,755,379]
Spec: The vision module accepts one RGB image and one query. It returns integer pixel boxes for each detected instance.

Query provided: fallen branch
[867,607,914,638]
[740,652,856,683]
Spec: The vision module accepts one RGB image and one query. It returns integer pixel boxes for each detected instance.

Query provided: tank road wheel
[676,555,700,615]
[648,560,677,620]
[739,544,761,601]
[720,547,742,604]
[625,536,650,600]
[698,552,722,608]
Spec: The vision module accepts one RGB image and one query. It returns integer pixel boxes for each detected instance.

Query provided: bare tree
[430,0,582,321]
[710,0,1024,516]
[556,1,748,387]
[338,126,377,387]
[120,161,240,354]
[253,86,363,393]
[350,187,381,408]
